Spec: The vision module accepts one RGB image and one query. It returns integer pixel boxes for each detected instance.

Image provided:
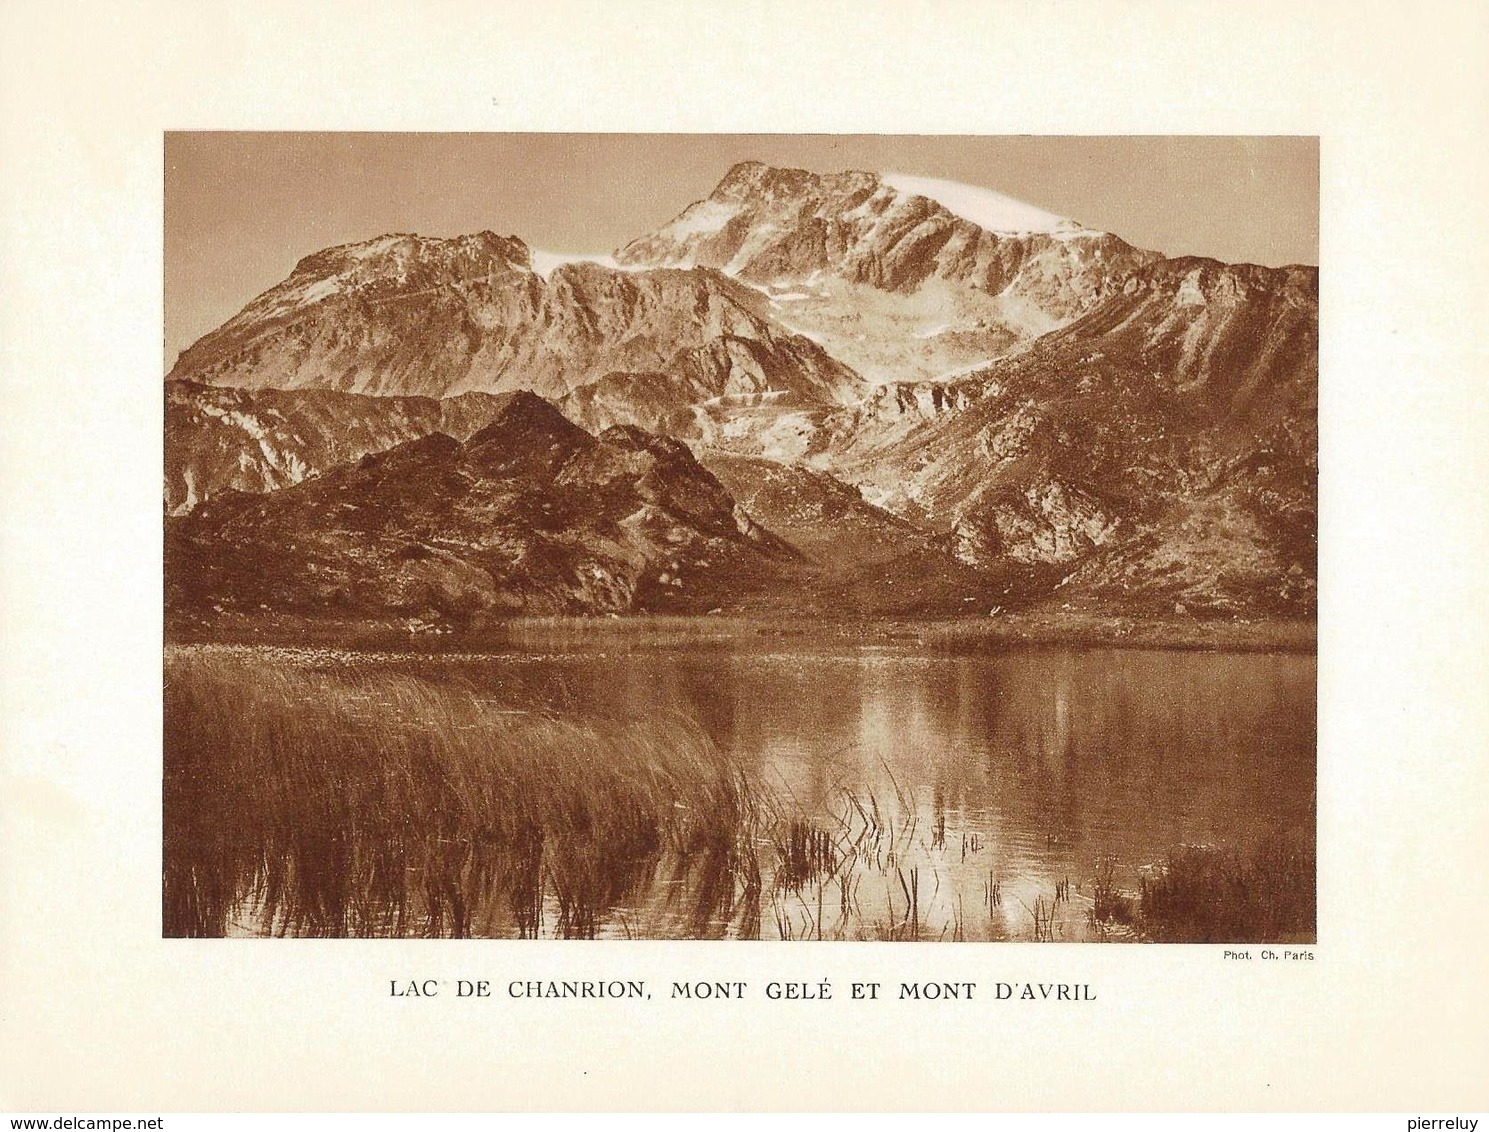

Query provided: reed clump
[772,819,838,892]
[1092,857,1138,927]
[164,651,761,937]
[1087,839,1314,943]
[1139,838,1315,943]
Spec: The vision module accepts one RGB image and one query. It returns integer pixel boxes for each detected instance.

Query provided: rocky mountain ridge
[168,230,863,406]
[164,160,1318,625]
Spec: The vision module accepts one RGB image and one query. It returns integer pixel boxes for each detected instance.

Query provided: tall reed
[164,651,762,937]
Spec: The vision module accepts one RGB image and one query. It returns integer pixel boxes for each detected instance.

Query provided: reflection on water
[356,641,1313,941]
[165,637,1313,941]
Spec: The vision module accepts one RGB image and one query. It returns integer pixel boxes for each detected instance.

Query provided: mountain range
[165,161,1317,633]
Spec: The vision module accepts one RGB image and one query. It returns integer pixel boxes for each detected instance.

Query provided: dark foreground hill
[167,393,795,627]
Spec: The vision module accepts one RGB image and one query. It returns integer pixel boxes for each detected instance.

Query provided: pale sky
[164,134,1318,370]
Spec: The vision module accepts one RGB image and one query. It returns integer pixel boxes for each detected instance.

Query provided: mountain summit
[616,161,1160,380]
[616,161,1153,296]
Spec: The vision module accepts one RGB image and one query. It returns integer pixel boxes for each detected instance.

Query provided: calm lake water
[208,635,1311,941]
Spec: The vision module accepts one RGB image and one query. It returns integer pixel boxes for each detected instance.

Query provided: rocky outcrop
[849,377,987,428]
[951,480,1115,567]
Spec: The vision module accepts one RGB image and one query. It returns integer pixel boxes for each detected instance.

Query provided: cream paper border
[2,0,1486,1113]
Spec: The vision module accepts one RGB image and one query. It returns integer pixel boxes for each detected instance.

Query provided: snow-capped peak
[881,172,1086,236]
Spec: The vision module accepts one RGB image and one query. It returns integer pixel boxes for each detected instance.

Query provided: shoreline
[164,610,1317,657]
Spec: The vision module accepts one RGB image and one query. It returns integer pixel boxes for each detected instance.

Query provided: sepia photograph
[163,134,1318,943]
[4,0,1487,1116]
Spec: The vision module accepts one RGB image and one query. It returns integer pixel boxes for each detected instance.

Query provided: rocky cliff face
[824,257,1318,614]
[167,231,864,405]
